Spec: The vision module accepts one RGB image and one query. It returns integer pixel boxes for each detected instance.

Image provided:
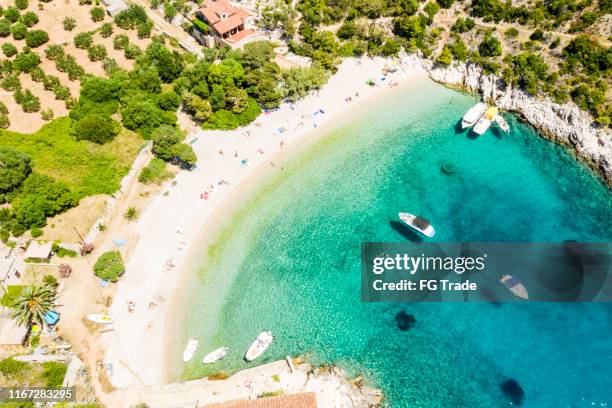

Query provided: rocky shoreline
[403,55,612,187]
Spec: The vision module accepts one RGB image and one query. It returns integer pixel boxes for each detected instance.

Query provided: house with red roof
[194,0,259,48]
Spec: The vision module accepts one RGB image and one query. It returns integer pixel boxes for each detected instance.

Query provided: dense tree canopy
[0,148,32,194]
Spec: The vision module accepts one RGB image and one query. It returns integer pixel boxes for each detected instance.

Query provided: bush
[90,7,105,22]
[2,43,17,57]
[169,143,196,167]
[137,21,152,38]
[41,108,54,120]
[11,22,27,40]
[62,17,76,31]
[14,88,41,112]
[0,20,11,37]
[74,113,119,144]
[25,30,49,48]
[22,11,39,27]
[30,226,43,237]
[74,31,93,49]
[13,50,40,72]
[0,357,28,375]
[0,285,25,307]
[87,44,107,61]
[479,35,502,57]
[124,44,141,59]
[100,22,113,38]
[138,157,173,184]
[44,44,64,61]
[0,74,21,91]
[157,91,181,111]
[93,250,124,281]
[113,33,129,50]
[41,362,67,388]
[4,7,20,23]
[15,0,28,11]
[114,4,148,29]
[30,66,45,81]
[43,274,58,287]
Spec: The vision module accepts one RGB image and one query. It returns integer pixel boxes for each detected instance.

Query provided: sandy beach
[102,55,428,389]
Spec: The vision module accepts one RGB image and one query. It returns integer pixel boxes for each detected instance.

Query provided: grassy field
[0,117,144,198]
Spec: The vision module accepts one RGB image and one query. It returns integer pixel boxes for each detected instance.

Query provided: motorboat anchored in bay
[500,275,529,300]
[245,331,274,362]
[202,347,228,364]
[473,107,499,135]
[495,115,510,132]
[461,102,487,129]
[398,213,435,238]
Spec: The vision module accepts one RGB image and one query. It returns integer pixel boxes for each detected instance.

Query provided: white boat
[495,115,509,132]
[500,275,529,300]
[202,347,228,364]
[461,102,487,129]
[473,107,499,135]
[245,331,273,362]
[183,338,198,362]
[398,213,435,238]
[86,314,114,324]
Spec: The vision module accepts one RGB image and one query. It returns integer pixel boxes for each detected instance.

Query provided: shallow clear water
[173,80,612,407]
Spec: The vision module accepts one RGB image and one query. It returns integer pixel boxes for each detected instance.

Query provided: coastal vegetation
[93,250,125,281]
[0,357,67,388]
[275,0,611,126]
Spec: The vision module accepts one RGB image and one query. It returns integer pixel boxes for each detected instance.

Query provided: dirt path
[55,146,156,406]
[130,0,203,56]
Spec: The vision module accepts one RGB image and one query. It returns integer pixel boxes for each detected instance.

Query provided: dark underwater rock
[440,162,457,175]
[394,311,416,331]
[501,379,524,406]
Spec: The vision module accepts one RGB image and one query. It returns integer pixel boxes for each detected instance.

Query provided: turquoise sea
[171,79,612,407]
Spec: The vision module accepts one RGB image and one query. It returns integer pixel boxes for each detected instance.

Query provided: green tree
[436,45,453,66]
[241,41,274,70]
[100,22,113,38]
[0,20,11,37]
[22,11,39,27]
[15,0,28,11]
[14,194,50,227]
[169,143,196,167]
[25,30,49,48]
[1,43,17,57]
[183,92,212,122]
[90,6,105,22]
[381,38,401,56]
[93,251,124,282]
[74,31,93,49]
[87,44,107,61]
[10,285,55,328]
[74,113,119,144]
[479,35,502,57]
[424,1,440,18]
[0,147,32,193]
[62,17,76,31]
[13,50,41,72]
[157,91,181,111]
[11,22,27,40]
[151,124,182,160]
[4,7,20,23]
[139,42,184,82]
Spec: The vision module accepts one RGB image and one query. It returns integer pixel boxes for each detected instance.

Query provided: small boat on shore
[500,275,529,300]
[473,107,499,135]
[495,115,510,132]
[398,213,435,238]
[202,347,228,364]
[461,102,487,129]
[183,338,198,362]
[86,314,114,324]
[245,331,273,362]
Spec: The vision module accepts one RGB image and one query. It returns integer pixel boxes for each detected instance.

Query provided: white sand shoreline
[102,56,428,389]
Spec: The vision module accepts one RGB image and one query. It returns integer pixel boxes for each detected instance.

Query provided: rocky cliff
[402,55,612,186]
